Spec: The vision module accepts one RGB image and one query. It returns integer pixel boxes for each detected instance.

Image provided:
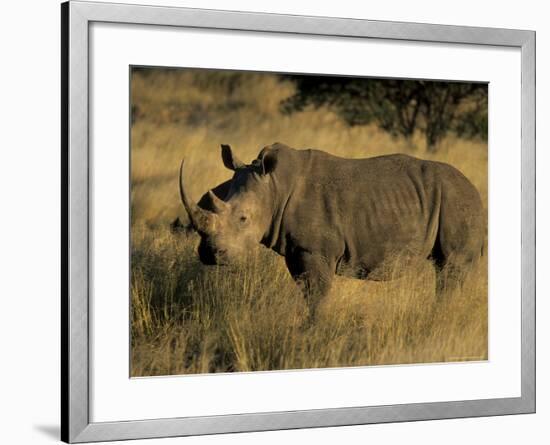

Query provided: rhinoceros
[178,143,485,313]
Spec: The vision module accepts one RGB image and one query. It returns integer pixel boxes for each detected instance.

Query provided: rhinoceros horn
[179,159,216,234]
[206,190,229,214]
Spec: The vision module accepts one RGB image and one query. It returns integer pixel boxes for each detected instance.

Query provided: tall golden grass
[130,68,488,377]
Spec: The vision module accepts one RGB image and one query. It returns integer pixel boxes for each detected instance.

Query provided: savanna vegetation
[130,68,488,377]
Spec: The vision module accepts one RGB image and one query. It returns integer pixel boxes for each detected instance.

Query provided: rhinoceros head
[179,144,277,265]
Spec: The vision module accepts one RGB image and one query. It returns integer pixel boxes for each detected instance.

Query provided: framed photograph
[62,1,535,442]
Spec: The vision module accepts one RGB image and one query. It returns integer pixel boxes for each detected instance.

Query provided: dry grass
[130,68,488,377]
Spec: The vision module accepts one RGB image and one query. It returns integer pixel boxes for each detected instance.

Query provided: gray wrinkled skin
[179,143,485,315]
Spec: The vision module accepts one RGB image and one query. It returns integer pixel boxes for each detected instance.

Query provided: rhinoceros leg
[285,251,335,317]
[432,194,485,298]
[435,259,468,298]
[434,252,484,302]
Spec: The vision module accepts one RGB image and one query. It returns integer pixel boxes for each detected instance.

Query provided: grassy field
[130,68,488,377]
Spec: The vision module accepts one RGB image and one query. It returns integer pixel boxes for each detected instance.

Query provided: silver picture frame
[61,1,536,442]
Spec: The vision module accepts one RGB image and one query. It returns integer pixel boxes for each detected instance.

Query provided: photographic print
[130,67,488,377]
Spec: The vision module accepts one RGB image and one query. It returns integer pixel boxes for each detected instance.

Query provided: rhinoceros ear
[221,144,245,171]
[257,148,278,175]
